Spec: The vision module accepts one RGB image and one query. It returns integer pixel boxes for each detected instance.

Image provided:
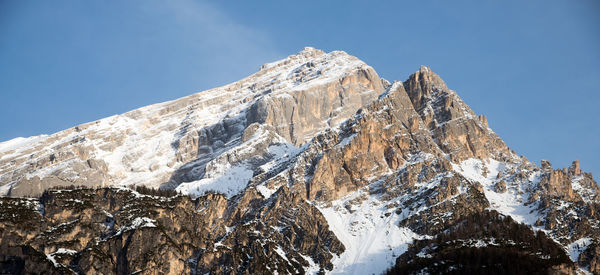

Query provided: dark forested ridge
[386,210,575,274]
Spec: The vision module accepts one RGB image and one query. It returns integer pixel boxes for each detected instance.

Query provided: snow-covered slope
[317,184,425,275]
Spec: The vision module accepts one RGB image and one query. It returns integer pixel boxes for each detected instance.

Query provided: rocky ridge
[0,48,599,274]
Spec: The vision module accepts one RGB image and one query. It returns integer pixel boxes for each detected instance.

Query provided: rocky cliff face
[0,48,598,274]
[0,187,343,274]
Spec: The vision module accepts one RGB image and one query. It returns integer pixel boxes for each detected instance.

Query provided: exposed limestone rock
[403,66,511,162]
[246,66,384,146]
[522,160,600,245]
[9,160,109,197]
[397,173,490,235]
[541,159,553,171]
[478,115,489,128]
[494,180,507,193]
[569,160,582,177]
[538,167,579,201]
[298,82,442,201]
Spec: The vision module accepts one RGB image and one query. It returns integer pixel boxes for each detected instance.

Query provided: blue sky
[1,0,598,177]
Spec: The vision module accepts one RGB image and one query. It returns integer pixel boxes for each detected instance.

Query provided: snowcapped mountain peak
[1,48,599,274]
[0,47,385,197]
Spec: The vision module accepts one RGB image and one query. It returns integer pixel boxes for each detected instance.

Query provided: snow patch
[274,246,292,266]
[130,217,157,228]
[54,248,78,255]
[568,238,591,262]
[177,164,254,198]
[452,158,540,225]
[256,184,277,199]
[317,186,424,275]
[0,135,48,154]
[114,217,157,236]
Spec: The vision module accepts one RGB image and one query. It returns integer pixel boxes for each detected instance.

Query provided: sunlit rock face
[0,48,598,274]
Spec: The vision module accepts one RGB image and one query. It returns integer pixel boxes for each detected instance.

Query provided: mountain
[0,48,598,274]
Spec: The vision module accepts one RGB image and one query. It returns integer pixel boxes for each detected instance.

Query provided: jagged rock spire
[404,65,449,108]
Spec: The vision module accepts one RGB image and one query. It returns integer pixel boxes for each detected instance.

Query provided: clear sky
[1,0,598,178]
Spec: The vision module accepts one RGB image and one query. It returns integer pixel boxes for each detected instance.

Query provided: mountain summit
[1,48,598,274]
[0,47,384,198]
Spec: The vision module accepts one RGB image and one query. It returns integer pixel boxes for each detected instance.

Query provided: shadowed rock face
[0,188,343,274]
[1,48,599,274]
